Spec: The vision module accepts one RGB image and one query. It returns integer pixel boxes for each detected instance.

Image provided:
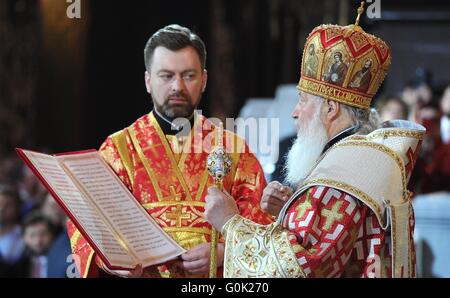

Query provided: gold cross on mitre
[354,1,365,26]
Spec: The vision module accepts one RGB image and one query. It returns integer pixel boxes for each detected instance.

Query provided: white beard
[284,104,329,188]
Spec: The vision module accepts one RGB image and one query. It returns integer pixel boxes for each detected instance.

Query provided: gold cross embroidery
[162,186,183,201]
[321,201,343,231]
[141,142,163,159]
[165,205,191,227]
[295,190,313,220]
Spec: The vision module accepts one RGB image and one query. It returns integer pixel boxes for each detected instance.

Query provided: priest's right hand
[260,181,293,217]
[176,242,225,276]
[103,263,143,278]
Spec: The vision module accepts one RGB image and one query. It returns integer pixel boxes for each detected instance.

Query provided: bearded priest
[67,24,273,278]
[204,3,425,278]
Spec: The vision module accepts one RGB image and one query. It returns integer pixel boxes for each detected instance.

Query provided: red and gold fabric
[223,186,399,278]
[298,23,391,109]
[68,111,273,278]
[222,122,424,278]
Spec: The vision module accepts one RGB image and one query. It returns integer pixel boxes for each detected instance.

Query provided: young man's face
[145,46,207,119]
[23,223,53,256]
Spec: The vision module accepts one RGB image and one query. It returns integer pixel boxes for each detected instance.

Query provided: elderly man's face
[145,46,207,119]
[334,54,341,63]
[292,92,323,134]
[286,91,329,186]
[364,60,372,69]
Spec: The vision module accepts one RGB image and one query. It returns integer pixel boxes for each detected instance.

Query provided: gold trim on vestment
[195,171,210,201]
[177,135,191,169]
[70,229,81,249]
[142,200,205,209]
[335,140,408,199]
[298,77,372,109]
[111,129,135,187]
[348,130,424,141]
[304,178,385,227]
[83,251,95,278]
[149,112,194,201]
[128,124,164,200]
[163,227,212,235]
[228,134,244,188]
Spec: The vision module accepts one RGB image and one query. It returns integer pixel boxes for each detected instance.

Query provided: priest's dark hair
[144,24,206,72]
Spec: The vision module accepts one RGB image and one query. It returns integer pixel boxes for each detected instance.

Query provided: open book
[16,148,186,270]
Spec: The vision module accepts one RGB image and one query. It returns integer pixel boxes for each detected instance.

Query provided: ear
[201,69,208,93]
[324,100,340,123]
[144,71,151,94]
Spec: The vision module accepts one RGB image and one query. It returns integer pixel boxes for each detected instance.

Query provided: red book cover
[15,148,122,270]
[16,148,185,271]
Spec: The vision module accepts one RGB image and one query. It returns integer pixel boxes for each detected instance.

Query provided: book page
[21,150,135,268]
[57,152,186,267]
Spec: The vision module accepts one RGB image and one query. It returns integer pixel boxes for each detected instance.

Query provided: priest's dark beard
[154,92,199,120]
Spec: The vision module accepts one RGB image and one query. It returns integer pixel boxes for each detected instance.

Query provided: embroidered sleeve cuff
[221,214,244,237]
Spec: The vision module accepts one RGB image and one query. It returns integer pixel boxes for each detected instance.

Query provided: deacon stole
[68,112,272,277]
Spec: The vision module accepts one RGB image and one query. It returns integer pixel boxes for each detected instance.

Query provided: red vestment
[68,112,272,277]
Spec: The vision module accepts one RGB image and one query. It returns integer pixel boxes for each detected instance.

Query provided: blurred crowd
[377,78,450,195]
[0,156,75,277]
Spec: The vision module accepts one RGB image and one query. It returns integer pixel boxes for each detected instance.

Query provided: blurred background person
[0,185,25,277]
[440,85,450,145]
[409,98,450,194]
[17,166,48,217]
[20,212,56,278]
[378,96,409,121]
[41,194,73,278]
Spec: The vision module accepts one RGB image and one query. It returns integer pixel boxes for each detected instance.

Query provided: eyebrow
[156,69,199,75]
[156,70,174,75]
